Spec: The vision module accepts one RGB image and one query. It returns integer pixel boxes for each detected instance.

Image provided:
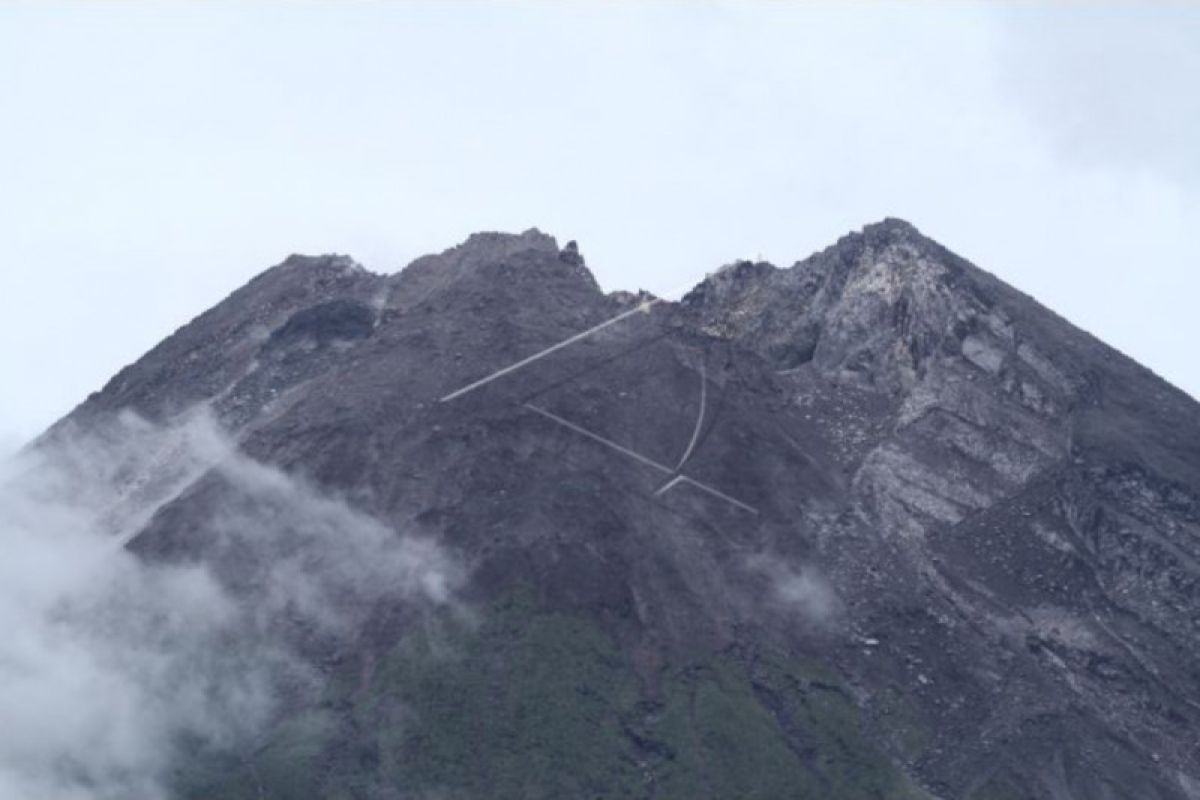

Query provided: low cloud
[746,555,839,625]
[0,409,462,800]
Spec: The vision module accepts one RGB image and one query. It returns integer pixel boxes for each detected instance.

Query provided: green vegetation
[183,587,928,799]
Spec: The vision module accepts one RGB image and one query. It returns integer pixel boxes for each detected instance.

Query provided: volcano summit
[32,220,1200,800]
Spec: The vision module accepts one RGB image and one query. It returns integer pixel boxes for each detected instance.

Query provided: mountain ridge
[41,220,1200,800]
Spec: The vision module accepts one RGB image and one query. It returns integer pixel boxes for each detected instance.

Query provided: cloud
[746,555,839,625]
[0,409,462,800]
[993,5,1200,184]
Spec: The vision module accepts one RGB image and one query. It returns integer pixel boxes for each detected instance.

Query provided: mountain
[47,220,1200,799]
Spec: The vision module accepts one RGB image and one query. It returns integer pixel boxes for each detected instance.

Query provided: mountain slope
[52,221,1200,799]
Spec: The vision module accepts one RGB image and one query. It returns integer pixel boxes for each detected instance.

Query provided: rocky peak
[457,227,561,259]
[856,215,922,243]
[387,227,598,312]
[276,252,366,273]
[399,227,562,276]
[686,219,1034,392]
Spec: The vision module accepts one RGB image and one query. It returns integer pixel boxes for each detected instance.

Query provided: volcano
[47,220,1200,799]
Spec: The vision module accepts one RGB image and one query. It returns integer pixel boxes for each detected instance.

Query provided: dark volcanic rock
[54,222,1200,799]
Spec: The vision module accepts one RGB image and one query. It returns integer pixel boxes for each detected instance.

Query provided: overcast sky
[1,2,1197,447]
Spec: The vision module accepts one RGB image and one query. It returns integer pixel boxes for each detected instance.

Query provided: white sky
[1,2,1197,446]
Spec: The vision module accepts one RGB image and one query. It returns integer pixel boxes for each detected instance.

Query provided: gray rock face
[684,219,1200,797]
[52,220,1200,799]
